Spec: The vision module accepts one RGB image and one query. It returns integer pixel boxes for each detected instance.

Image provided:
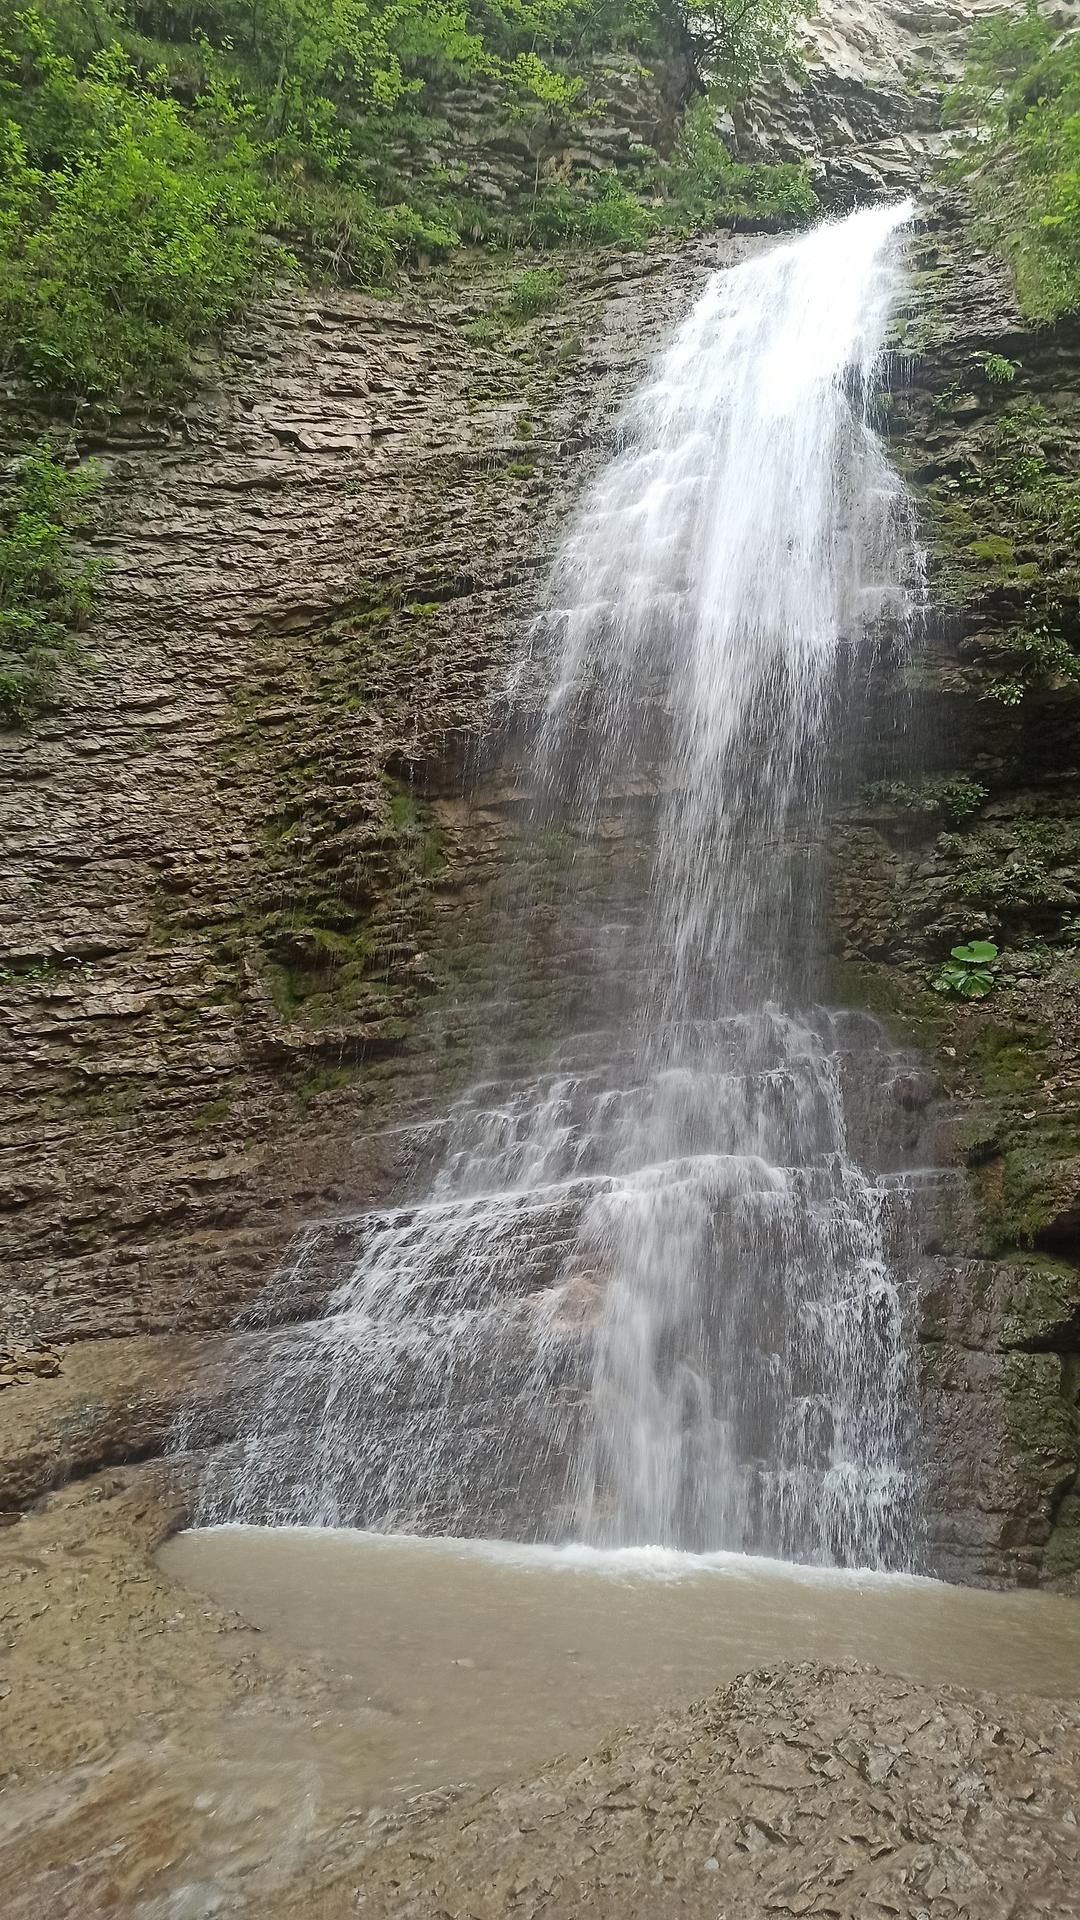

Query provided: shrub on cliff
[946,1,1080,320]
[1,0,808,409]
[0,10,272,399]
[0,441,102,725]
[652,92,815,225]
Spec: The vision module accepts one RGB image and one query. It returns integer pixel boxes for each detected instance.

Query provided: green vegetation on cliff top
[0,0,811,724]
[0,0,809,408]
[947,1,1080,320]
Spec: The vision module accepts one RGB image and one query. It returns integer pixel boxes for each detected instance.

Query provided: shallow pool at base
[160,1527,1080,1805]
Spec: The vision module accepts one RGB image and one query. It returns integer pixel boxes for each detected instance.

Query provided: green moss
[968,1022,1049,1094]
[1004,1350,1079,1499]
[262,915,380,1020]
[999,1145,1075,1248]
[387,783,444,876]
[1043,1487,1080,1585]
[263,814,303,845]
[191,1095,233,1131]
[953,1111,1002,1164]
[1003,1257,1080,1349]
[820,957,948,1047]
[295,1063,365,1103]
[967,535,1015,565]
[76,1081,143,1120]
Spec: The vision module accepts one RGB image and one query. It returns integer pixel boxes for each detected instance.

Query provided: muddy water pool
[161,1528,1080,1804]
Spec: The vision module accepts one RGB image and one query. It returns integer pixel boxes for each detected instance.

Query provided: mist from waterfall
[195,201,926,1571]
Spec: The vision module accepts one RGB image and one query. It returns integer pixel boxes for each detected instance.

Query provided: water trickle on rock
[196,202,928,1570]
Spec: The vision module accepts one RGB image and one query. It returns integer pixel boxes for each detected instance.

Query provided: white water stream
[196,203,927,1570]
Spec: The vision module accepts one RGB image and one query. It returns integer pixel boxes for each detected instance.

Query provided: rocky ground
[0,1468,370,1917]
[318,1663,1080,1920]
[2,1469,1079,1918]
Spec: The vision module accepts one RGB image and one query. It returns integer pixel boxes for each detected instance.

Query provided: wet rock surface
[822,204,1080,1588]
[0,234,741,1358]
[282,1661,1080,1920]
[1,5,1080,1910]
[3,1473,1080,1919]
[0,1328,261,1509]
[0,1470,370,1918]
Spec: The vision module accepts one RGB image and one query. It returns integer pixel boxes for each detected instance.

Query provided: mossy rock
[1000,1144,1080,1253]
[1003,1256,1080,1348]
[819,956,947,1042]
[952,1109,1002,1165]
[966,1022,1049,1096]
[1043,1487,1080,1585]
[1005,1350,1079,1500]
[294,1062,366,1104]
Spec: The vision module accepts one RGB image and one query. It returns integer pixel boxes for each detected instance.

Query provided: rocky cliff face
[734,0,1002,197]
[829,210,1080,1587]
[0,237,717,1348]
[2,2,1078,1591]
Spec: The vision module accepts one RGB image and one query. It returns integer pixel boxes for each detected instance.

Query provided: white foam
[193,1524,935,1591]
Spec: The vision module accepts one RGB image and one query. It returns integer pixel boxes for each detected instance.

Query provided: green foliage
[653,0,807,98]
[653,92,817,224]
[526,171,655,248]
[0,0,810,407]
[502,48,584,119]
[0,12,274,400]
[945,2,1080,319]
[981,622,1080,705]
[933,821,1080,928]
[982,351,1019,384]
[505,264,562,318]
[862,774,988,824]
[510,94,816,255]
[931,939,1000,1000]
[985,404,1080,550]
[0,440,102,725]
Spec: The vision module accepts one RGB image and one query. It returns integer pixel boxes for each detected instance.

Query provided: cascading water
[196,201,928,1570]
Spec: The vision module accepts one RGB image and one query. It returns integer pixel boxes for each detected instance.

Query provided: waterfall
[196,202,927,1570]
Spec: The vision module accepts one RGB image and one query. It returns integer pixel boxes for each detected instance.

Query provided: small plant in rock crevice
[861,775,988,824]
[931,940,1001,999]
[505,266,563,321]
[981,623,1080,705]
[0,441,104,726]
[982,352,1020,385]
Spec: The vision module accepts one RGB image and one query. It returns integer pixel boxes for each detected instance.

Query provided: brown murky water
[162,1528,1080,1803]
[7,1520,1080,1920]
